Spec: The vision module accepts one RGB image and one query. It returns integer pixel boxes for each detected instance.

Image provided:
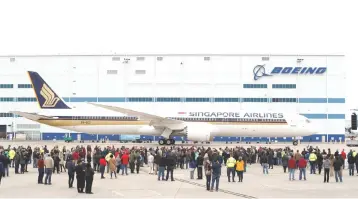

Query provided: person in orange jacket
[235,157,245,182]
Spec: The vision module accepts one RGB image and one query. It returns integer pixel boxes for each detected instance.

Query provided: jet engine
[184,122,213,142]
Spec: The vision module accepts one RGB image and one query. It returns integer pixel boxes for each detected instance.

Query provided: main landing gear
[158,138,175,145]
[292,139,298,146]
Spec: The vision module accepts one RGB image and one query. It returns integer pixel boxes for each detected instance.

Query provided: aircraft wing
[87,102,184,126]
[10,111,56,121]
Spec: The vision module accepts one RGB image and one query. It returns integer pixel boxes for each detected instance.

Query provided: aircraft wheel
[158,139,165,145]
[166,139,172,145]
[293,140,298,146]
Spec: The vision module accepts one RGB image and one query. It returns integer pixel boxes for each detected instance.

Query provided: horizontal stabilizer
[10,111,56,121]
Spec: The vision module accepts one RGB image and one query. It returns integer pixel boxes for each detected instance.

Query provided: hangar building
[0,54,345,142]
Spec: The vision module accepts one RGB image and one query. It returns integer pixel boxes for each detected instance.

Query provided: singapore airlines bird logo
[40,84,60,107]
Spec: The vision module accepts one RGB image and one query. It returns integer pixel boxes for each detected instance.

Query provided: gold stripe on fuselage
[38,119,287,127]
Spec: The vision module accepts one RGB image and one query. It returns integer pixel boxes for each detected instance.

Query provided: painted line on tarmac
[175,178,257,199]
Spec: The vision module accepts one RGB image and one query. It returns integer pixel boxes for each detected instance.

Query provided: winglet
[27,71,70,109]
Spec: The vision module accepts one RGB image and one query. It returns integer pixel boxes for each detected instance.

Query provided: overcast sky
[0,0,356,112]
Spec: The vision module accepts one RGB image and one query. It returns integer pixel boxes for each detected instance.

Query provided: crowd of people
[0,143,356,194]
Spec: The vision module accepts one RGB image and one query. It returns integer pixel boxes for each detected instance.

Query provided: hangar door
[0,125,6,139]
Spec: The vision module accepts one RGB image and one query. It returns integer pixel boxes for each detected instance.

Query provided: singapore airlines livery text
[187,112,284,118]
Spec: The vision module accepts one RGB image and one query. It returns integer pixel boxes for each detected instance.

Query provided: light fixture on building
[297,58,304,63]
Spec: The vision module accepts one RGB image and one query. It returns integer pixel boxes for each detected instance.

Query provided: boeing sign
[253,64,327,80]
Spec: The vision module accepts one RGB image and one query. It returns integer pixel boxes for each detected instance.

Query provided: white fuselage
[33,108,319,140]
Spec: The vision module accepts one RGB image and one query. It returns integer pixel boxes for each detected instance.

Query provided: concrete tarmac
[1,141,358,198]
[1,159,358,198]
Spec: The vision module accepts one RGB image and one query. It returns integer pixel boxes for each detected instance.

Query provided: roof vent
[112,57,121,61]
[262,57,269,61]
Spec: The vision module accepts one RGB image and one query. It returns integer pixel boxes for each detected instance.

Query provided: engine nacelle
[185,122,213,142]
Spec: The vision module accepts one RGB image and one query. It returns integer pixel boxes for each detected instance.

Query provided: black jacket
[196,156,204,166]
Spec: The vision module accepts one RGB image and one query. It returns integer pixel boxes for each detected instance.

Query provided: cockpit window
[306,119,311,123]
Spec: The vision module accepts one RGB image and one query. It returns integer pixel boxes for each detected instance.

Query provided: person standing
[189,159,196,179]
[348,152,355,176]
[288,156,296,181]
[323,156,331,183]
[75,160,85,193]
[108,155,117,179]
[148,153,154,174]
[157,153,166,181]
[196,153,204,179]
[235,156,244,182]
[282,153,289,173]
[316,152,323,175]
[204,154,212,191]
[121,152,129,175]
[309,151,317,174]
[99,156,106,179]
[67,157,75,188]
[210,159,221,192]
[341,149,346,170]
[298,156,307,181]
[85,163,94,194]
[226,154,236,182]
[165,152,175,181]
[261,153,269,174]
[37,155,45,184]
[333,156,343,182]
[44,154,54,185]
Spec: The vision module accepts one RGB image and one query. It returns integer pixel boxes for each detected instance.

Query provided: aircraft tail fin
[27,71,71,109]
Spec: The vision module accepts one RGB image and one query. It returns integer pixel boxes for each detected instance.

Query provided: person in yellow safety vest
[309,152,317,174]
[353,150,357,158]
[235,157,245,182]
[226,154,236,182]
[9,148,16,168]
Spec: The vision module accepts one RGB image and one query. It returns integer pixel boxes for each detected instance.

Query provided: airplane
[11,71,319,146]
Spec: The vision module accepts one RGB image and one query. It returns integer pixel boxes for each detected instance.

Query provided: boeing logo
[40,83,60,108]
[253,65,272,80]
[253,65,327,81]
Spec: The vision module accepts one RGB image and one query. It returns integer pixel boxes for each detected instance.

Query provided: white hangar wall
[0,54,345,142]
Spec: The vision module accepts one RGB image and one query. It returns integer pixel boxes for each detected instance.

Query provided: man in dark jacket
[196,153,204,179]
[85,163,94,194]
[75,160,85,193]
[348,152,355,176]
[333,156,343,182]
[67,158,75,188]
[211,159,221,192]
[316,152,323,174]
[165,152,175,181]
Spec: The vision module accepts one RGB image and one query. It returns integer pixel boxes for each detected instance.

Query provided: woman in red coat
[99,156,106,179]
[288,156,296,181]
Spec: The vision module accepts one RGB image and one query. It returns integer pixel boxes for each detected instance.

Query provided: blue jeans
[349,164,354,176]
[289,168,295,180]
[4,166,9,177]
[277,158,282,165]
[121,164,128,175]
[335,170,342,182]
[44,168,52,184]
[310,161,316,174]
[211,175,220,191]
[100,165,105,178]
[33,158,38,168]
[158,166,165,180]
[299,168,306,180]
[262,163,269,174]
